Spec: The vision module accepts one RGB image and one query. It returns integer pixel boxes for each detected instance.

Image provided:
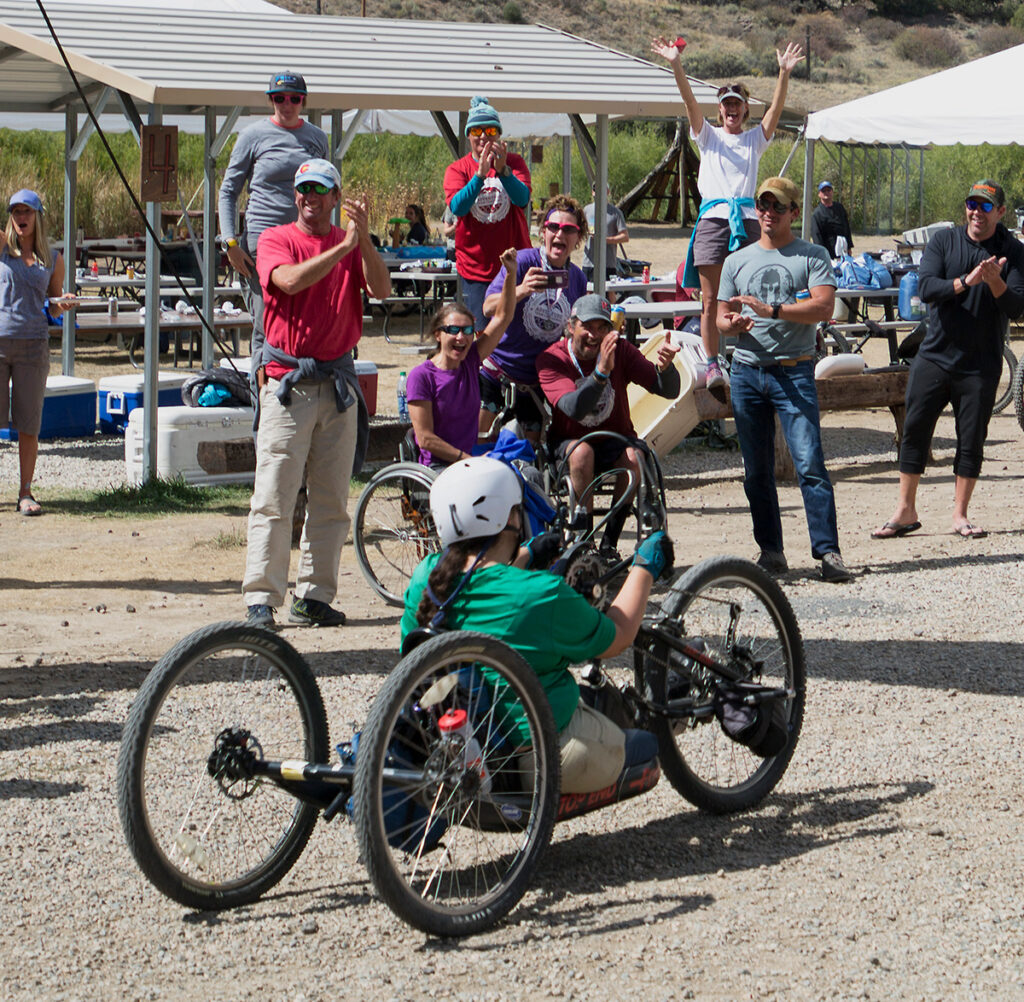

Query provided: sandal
[17,493,41,516]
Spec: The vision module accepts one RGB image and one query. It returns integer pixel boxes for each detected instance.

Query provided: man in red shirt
[443,95,532,330]
[243,158,390,629]
[537,294,679,549]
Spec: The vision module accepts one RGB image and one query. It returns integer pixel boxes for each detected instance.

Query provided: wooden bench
[693,368,910,479]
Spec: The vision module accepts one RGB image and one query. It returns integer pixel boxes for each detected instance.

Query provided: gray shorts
[691,217,760,268]
[0,337,50,436]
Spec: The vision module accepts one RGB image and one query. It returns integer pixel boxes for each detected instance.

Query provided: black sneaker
[755,550,789,576]
[245,604,276,628]
[820,552,852,583]
[288,597,347,628]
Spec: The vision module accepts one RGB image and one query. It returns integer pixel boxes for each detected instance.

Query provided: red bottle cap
[438,708,468,732]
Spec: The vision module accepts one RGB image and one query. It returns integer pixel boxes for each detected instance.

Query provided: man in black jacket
[873,179,1024,540]
[811,181,853,258]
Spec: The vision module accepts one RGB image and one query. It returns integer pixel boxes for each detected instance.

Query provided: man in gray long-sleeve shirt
[873,179,1024,541]
[218,71,328,370]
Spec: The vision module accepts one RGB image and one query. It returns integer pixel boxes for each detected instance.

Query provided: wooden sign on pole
[140,125,178,201]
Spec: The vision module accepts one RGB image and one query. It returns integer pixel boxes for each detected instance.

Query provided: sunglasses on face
[543,220,580,235]
[271,93,304,105]
[756,196,793,214]
[440,323,475,336]
[965,198,995,213]
[468,126,500,138]
[296,182,333,195]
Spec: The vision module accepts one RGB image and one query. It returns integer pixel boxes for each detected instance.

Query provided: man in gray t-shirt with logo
[717,176,851,583]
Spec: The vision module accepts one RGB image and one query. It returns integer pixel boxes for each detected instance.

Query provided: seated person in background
[404,203,430,245]
[479,194,589,444]
[537,294,680,550]
[582,185,629,281]
[407,247,518,469]
[402,456,674,794]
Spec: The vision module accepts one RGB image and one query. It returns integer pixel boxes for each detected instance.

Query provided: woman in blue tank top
[1,189,76,515]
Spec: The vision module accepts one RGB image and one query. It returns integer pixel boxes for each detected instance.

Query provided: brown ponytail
[415,537,499,626]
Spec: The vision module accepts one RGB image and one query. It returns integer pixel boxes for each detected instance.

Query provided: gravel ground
[2,406,1023,1001]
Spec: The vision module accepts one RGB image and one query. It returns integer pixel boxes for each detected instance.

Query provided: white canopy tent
[800,45,1024,234]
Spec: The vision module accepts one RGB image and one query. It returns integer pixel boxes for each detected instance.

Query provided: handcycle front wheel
[992,340,1018,414]
[116,622,328,910]
[353,632,560,937]
[353,462,440,606]
[643,556,806,814]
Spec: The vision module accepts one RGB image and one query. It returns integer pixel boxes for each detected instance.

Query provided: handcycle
[117,439,806,937]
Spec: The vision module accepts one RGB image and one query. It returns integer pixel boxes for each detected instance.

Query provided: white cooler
[627,334,699,457]
[125,405,256,486]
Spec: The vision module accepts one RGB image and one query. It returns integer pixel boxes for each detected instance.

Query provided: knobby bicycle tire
[643,556,806,814]
[117,622,328,910]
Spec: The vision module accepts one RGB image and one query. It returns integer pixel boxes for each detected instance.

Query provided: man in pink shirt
[243,158,390,629]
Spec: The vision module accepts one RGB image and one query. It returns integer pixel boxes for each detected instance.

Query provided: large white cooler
[627,333,699,457]
[98,371,190,434]
[125,405,256,486]
[0,374,95,441]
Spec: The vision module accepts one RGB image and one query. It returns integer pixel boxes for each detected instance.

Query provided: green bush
[802,12,852,62]
[861,17,902,43]
[871,0,939,15]
[502,1,524,23]
[685,45,753,80]
[1011,2,1024,29]
[894,26,963,68]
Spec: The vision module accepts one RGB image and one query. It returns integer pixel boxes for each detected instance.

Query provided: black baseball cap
[267,71,307,95]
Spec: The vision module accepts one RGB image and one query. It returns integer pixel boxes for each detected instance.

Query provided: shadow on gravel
[802,635,1024,696]
[0,576,242,595]
[0,778,86,800]
[517,779,932,939]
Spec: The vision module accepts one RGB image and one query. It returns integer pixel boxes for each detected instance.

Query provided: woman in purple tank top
[407,247,518,469]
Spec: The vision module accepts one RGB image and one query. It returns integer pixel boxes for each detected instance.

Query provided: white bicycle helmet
[429,457,523,548]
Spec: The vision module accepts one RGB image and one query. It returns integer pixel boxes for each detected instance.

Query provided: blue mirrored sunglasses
[440,323,475,336]
[965,198,994,213]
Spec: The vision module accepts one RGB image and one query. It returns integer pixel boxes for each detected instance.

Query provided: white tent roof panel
[806,44,1024,147]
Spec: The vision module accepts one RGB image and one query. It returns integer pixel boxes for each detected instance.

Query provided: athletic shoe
[245,604,276,628]
[289,597,347,627]
[755,550,789,576]
[705,360,726,389]
[820,552,852,583]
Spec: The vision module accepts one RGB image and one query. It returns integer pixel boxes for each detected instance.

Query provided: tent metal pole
[562,134,571,196]
[142,104,163,483]
[62,105,77,376]
[330,109,343,226]
[801,134,814,240]
[889,147,895,235]
[919,149,924,226]
[593,114,608,295]
[202,107,216,368]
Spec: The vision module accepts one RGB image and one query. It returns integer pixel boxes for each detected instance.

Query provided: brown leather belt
[777,355,813,367]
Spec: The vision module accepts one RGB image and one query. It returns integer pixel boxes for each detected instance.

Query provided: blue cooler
[1,375,96,441]
[98,372,189,434]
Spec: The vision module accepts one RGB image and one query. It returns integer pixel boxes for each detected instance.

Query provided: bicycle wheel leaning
[117,622,328,910]
[1013,349,1024,432]
[353,462,440,606]
[354,632,559,937]
[643,556,805,814]
[993,341,1018,415]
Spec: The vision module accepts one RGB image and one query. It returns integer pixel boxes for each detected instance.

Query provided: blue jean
[729,359,840,560]
[458,275,491,331]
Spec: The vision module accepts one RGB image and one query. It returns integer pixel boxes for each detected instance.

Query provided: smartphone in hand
[545,269,568,289]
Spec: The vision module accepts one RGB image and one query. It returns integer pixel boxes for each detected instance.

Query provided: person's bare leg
[698,264,723,360]
[952,475,980,534]
[567,442,596,514]
[17,434,41,513]
[873,471,921,536]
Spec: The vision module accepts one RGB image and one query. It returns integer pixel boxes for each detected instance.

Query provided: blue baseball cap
[818,180,833,191]
[294,158,340,190]
[8,189,43,213]
[267,71,307,95]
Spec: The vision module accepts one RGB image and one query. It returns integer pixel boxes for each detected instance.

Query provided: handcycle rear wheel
[354,632,559,937]
[353,462,440,606]
[643,556,805,814]
[116,622,328,910]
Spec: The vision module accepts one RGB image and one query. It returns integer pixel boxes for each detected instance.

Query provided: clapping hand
[971,254,1007,288]
[597,330,618,375]
[343,197,369,237]
[499,246,518,273]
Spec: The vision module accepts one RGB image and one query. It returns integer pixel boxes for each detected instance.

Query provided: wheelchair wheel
[354,632,559,937]
[354,462,440,606]
[642,556,805,814]
[116,623,328,910]
[992,341,1018,415]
